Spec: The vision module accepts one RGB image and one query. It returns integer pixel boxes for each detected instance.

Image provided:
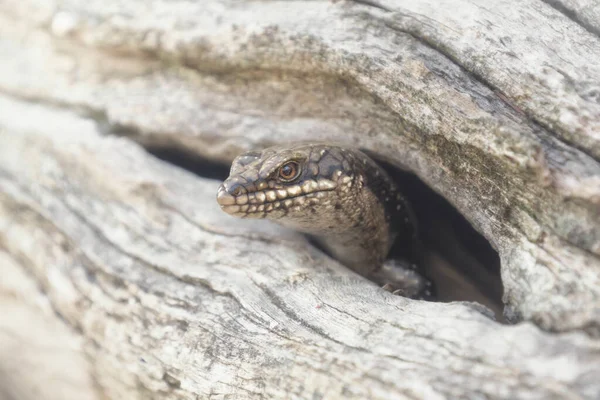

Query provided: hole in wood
[149,146,231,181]
[376,159,504,321]
[149,145,504,321]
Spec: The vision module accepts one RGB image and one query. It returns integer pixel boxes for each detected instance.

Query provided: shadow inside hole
[375,159,505,321]
[148,146,231,181]
[149,144,504,320]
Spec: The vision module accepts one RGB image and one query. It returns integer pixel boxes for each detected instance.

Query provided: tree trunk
[0,0,599,399]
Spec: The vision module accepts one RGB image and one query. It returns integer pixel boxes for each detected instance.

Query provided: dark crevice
[375,159,504,319]
[348,0,392,13]
[541,0,600,39]
[143,143,504,321]
[148,146,230,181]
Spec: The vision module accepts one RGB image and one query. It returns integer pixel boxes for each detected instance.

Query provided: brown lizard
[216,143,431,298]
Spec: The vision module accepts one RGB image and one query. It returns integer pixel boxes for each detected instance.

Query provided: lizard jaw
[216,180,338,218]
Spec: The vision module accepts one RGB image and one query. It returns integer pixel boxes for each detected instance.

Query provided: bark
[0,0,599,399]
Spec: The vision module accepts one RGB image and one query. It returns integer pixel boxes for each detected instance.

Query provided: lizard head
[216,143,365,232]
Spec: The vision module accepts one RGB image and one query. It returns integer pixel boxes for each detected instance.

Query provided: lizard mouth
[216,178,338,217]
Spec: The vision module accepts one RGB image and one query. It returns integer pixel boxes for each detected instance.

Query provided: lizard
[216,142,432,299]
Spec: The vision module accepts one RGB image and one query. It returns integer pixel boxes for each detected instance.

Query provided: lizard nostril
[225,181,246,197]
[231,185,243,196]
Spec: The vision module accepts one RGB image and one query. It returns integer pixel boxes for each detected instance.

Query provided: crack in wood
[347,0,391,13]
[541,0,600,38]
[376,17,600,164]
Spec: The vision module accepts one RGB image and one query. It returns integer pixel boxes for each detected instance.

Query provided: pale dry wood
[0,251,100,400]
[0,0,599,332]
[0,0,600,398]
[1,95,600,400]
[543,0,600,36]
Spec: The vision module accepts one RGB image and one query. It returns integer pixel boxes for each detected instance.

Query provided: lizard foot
[372,259,434,300]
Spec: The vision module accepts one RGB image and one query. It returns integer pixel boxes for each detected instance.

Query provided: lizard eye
[278,161,301,182]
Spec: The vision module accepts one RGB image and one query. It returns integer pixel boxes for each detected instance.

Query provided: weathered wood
[543,0,600,36]
[0,251,98,400]
[1,95,599,399]
[1,0,599,398]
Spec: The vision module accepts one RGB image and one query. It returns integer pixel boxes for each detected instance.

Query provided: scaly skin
[216,143,429,297]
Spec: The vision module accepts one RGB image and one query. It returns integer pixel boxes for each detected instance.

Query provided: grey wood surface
[1,0,599,399]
